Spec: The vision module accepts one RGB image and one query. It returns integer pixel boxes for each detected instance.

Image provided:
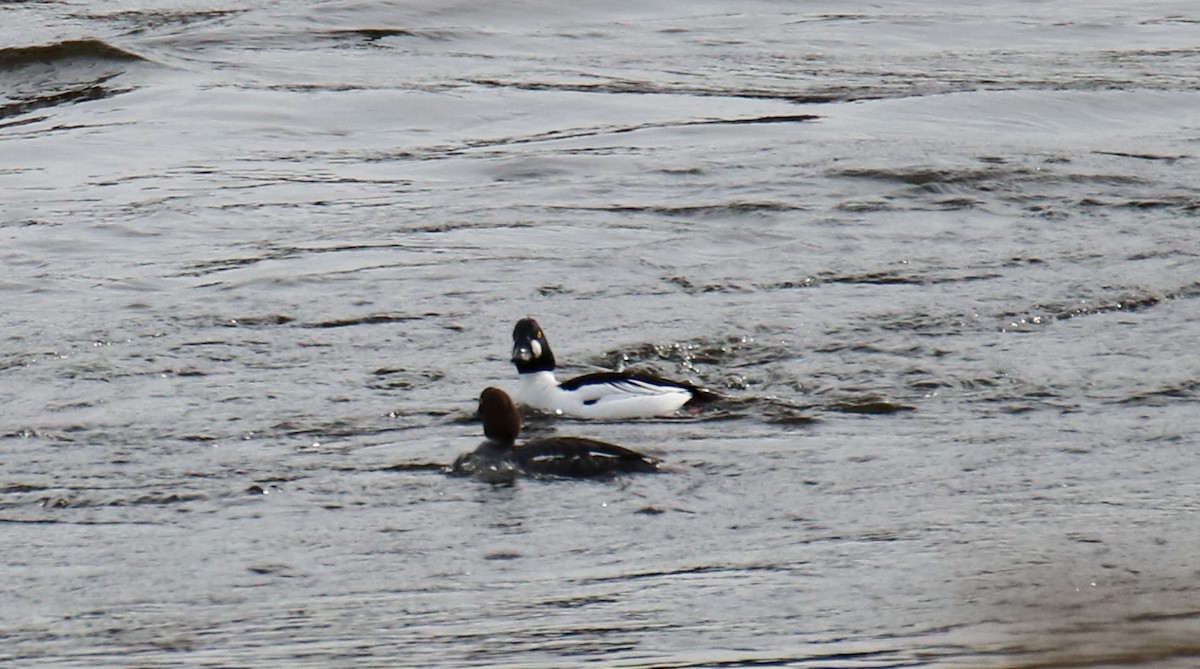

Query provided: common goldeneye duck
[510,317,718,419]
[450,387,660,480]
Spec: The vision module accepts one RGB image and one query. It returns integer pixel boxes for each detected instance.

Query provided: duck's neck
[519,370,558,389]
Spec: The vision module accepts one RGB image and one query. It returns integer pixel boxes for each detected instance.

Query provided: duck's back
[514,437,660,478]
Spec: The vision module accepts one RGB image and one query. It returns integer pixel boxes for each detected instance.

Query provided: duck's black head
[479,387,521,445]
[511,317,555,374]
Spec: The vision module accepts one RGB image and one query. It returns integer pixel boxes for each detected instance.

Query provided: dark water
[3,1,1200,666]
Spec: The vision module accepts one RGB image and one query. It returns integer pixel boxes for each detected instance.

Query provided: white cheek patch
[530,340,542,359]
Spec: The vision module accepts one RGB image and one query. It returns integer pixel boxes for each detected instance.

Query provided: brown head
[479,387,521,445]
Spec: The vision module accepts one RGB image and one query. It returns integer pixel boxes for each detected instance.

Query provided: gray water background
[3,1,1200,666]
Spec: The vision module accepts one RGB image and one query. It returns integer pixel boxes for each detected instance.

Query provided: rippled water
[3,1,1200,666]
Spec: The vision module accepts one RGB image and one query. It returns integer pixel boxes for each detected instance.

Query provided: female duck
[451,387,661,481]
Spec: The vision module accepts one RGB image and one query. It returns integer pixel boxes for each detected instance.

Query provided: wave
[0,39,146,70]
[0,40,146,125]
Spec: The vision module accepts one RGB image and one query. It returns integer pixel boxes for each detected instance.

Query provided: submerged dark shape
[510,317,720,419]
[450,388,661,482]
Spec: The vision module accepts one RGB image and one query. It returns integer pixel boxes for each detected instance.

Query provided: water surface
[3,1,1200,666]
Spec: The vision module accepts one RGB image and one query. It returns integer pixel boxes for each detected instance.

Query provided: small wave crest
[0,40,146,125]
[0,39,146,70]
